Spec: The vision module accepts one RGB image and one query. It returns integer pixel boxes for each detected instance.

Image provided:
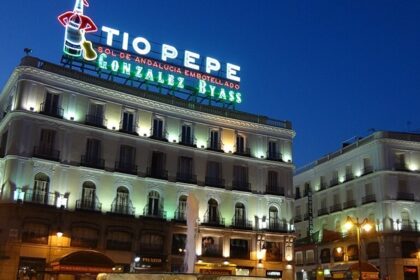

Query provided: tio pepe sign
[58,0,242,104]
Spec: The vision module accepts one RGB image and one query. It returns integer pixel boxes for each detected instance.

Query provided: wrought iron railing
[22,189,56,206]
[178,134,197,147]
[85,114,107,128]
[205,176,225,188]
[176,172,197,184]
[266,185,285,196]
[266,151,283,161]
[362,194,376,204]
[267,218,289,232]
[146,167,168,180]
[231,217,252,229]
[149,128,168,142]
[173,209,186,222]
[76,198,102,211]
[142,204,166,219]
[40,102,64,118]
[81,155,105,169]
[119,120,138,135]
[318,207,329,216]
[234,147,251,157]
[110,200,135,216]
[33,146,60,161]
[232,180,251,192]
[343,200,356,209]
[207,139,224,152]
[202,210,225,227]
[115,161,138,175]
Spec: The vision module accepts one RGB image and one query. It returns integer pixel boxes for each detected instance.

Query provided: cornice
[16,66,295,138]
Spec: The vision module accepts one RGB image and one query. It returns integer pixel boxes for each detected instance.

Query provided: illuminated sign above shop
[58,0,242,105]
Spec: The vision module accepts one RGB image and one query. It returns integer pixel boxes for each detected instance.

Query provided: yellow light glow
[56,231,63,238]
[363,223,372,232]
[344,220,353,231]
[355,170,362,177]
[408,163,418,171]
[336,247,342,254]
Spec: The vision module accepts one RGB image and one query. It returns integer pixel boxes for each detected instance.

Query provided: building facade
[0,56,295,280]
[293,131,420,280]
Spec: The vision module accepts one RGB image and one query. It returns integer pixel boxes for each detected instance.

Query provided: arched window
[366,242,379,259]
[333,247,344,262]
[269,206,279,230]
[147,191,160,216]
[112,187,132,215]
[233,203,246,227]
[401,210,411,230]
[235,134,247,155]
[32,173,50,204]
[79,181,96,210]
[175,195,187,221]
[207,199,219,224]
[347,244,358,261]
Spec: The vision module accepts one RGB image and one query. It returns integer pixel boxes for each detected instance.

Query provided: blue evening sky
[1,0,419,167]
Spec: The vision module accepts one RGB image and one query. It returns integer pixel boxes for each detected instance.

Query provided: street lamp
[344,216,373,280]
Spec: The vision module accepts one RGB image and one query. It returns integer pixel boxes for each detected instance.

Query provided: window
[83,139,102,167]
[0,130,7,156]
[152,117,165,139]
[320,248,330,263]
[347,244,358,261]
[140,232,164,251]
[174,195,187,221]
[87,102,105,127]
[363,157,372,173]
[235,134,248,155]
[22,222,49,244]
[209,129,221,150]
[268,140,278,159]
[295,186,301,199]
[401,210,411,230]
[366,242,380,259]
[177,156,194,181]
[202,236,222,257]
[304,183,311,196]
[117,145,136,173]
[35,129,58,160]
[345,165,353,180]
[42,92,61,117]
[233,165,249,190]
[265,241,282,261]
[121,110,135,133]
[269,206,279,229]
[320,176,326,189]
[305,250,315,264]
[233,203,246,226]
[71,226,98,248]
[206,161,222,187]
[172,234,187,255]
[207,199,219,224]
[79,181,97,210]
[267,171,278,188]
[147,191,161,216]
[31,173,50,204]
[180,124,194,146]
[295,252,303,265]
[112,187,132,215]
[395,153,406,170]
[149,151,166,179]
[106,230,132,251]
[230,239,249,259]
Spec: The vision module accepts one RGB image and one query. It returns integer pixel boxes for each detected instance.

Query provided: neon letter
[198,80,207,94]
[102,26,120,47]
[98,53,108,69]
[184,51,200,70]
[206,57,221,74]
[122,32,129,50]
[162,44,178,61]
[132,37,151,55]
[226,63,241,82]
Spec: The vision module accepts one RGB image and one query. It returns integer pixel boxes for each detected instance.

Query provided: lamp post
[344,216,373,280]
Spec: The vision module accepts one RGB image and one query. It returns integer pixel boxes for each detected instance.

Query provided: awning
[50,250,115,273]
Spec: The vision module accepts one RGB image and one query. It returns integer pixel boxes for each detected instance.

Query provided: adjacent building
[0,56,295,280]
[294,131,420,280]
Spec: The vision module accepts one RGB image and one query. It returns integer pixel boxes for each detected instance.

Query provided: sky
[0,0,420,167]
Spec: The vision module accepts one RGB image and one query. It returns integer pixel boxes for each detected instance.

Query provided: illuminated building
[0,56,295,280]
[293,131,420,280]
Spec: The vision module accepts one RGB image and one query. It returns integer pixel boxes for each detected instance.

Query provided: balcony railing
[33,146,60,162]
[119,120,138,135]
[178,134,197,147]
[106,240,132,251]
[400,222,418,232]
[176,172,197,184]
[266,185,285,196]
[318,207,329,216]
[231,217,253,229]
[22,189,56,206]
[76,198,102,212]
[362,166,373,176]
[173,209,186,222]
[330,178,339,187]
[329,203,342,213]
[205,176,225,188]
[40,102,64,118]
[319,182,327,191]
[344,173,354,182]
[394,163,408,171]
[267,218,289,232]
[362,194,376,204]
[234,147,251,157]
[294,214,302,223]
[343,200,356,209]
[114,161,138,175]
[397,192,415,201]
[149,128,168,142]
[207,139,224,152]
[142,205,166,219]
[110,200,135,216]
[146,167,168,180]
[85,114,107,128]
[81,155,105,169]
[232,180,251,192]
[202,210,225,227]
[266,151,283,162]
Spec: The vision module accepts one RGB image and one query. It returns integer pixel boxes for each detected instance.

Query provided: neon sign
[58,0,242,104]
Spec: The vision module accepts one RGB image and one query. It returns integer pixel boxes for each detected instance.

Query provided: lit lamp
[344,216,373,280]
[56,228,63,238]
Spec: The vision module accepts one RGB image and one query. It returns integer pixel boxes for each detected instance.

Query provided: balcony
[40,102,64,118]
[400,222,418,232]
[266,151,283,162]
[329,203,342,213]
[119,120,138,135]
[330,178,339,187]
[394,163,408,171]
[110,200,135,216]
[146,167,168,180]
[85,114,107,128]
[232,180,251,192]
[207,139,224,152]
[71,237,98,248]
[22,189,56,206]
[33,146,60,162]
[76,199,102,212]
[362,166,373,176]
[344,173,354,182]
[231,217,253,230]
[106,240,132,251]
[202,210,225,227]
[319,183,327,191]
[205,176,225,188]
[234,147,251,157]
[176,172,197,184]
[294,214,302,223]
[114,161,138,175]
[142,205,166,219]
[178,134,197,147]
[343,200,356,209]
[318,208,329,216]
[173,209,186,222]
[267,219,289,232]
[397,192,415,201]
[21,232,48,244]
[266,185,285,196]
[362,194,376,204]
[81,155,105,170]
[149,128,168,142]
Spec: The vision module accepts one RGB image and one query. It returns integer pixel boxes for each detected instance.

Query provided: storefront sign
[199,269,232,275]
[266,270,283,278]
[58,0,242,104]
